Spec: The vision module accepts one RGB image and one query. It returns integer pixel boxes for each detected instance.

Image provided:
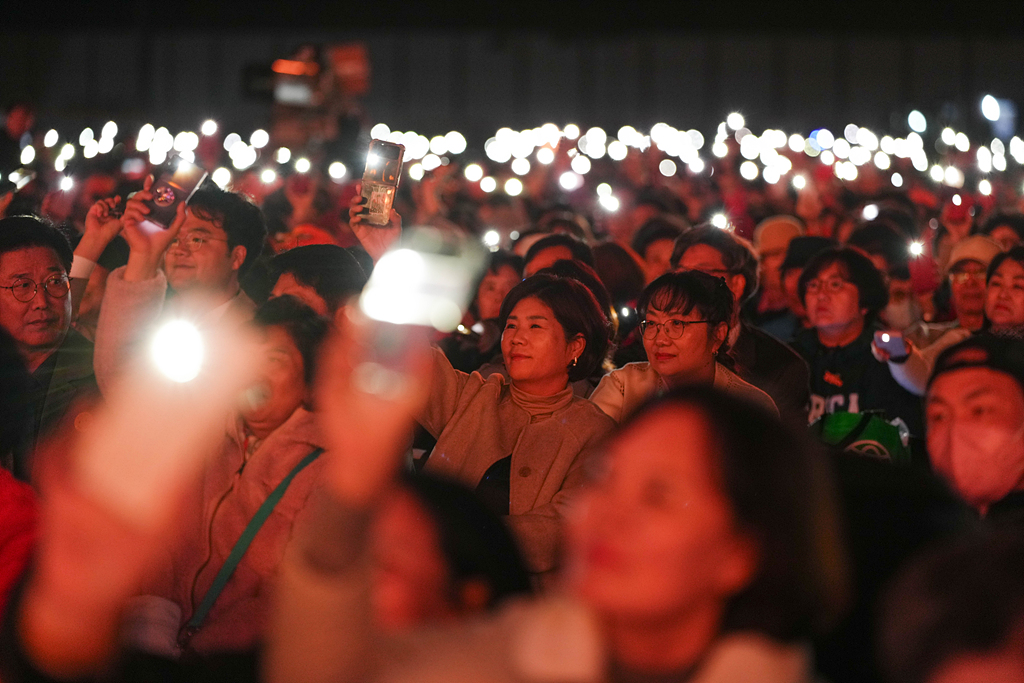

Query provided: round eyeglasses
[0,276,70,303]
[639,319,711,340]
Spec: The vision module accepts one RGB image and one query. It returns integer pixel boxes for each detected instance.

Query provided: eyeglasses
[805,278,851,295]
[169,233,229,253]
[0,276,70,302]
[639,319,710,339]
[949,271,986,285]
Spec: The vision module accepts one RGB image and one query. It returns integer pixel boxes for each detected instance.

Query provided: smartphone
[360,140,405,226]
[356,227,485,396]
[140,156,208,232]
[874,330,907,358]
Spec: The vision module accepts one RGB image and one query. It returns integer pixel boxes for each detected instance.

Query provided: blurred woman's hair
[622,386,849,641]
[498,274,610,382]
[523,233,595,268]
[978,211,1024,244]
[252,295,330,388]
[878,529,1024,683]
[404,473,532,605]
[630,216,688,262]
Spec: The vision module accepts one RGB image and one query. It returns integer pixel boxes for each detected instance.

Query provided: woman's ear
[711,322,729,354]
[567,333,586,366]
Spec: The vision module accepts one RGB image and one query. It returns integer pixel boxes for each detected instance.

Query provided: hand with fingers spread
[348,183,401,266]
[122,176,187,282]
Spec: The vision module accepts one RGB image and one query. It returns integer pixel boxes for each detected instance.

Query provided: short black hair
[188,186,267,278]
[631,216,687,261]
[485,250,524,278]
[670,225,760,304]
[498,274,609,382]
[523,233,594,269]
[637,270,734,333]
[270,244,368,314]
[798,247,889,318]
[619,387,848,641]
[0,215,73,272]
[403,473,532,605]
[252,295,330,388]
[986,245,1024,284]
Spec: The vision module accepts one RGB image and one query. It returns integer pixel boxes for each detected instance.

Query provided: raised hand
[315,311,432,507]
[348,183,401,265]
[122,176,187,282]
[76,196,124,262]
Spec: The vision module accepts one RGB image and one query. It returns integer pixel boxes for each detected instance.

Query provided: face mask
[883,297,921,331]
[940,421,1024,513]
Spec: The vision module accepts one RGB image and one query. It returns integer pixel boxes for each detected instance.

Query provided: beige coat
[420,349,614,573]
[589,361,779,423]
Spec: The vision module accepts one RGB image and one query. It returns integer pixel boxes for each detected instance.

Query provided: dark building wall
[2,30,1022,142]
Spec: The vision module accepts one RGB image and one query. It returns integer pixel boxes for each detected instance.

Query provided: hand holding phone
[360,140,404,226]
[139,156,208,232]
[873,330,909,361]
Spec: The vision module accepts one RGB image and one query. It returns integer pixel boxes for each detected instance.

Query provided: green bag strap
[181,446,324,643]
[833,412,876,452]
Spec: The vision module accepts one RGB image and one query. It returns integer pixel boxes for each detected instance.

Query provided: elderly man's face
[0,246,71,362]
[926,367,1024,513]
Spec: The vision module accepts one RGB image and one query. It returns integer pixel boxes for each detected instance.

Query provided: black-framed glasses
[0,276,70,302]
[639,319,710,340]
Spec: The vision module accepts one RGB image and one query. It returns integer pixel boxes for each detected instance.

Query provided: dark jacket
[792,327,925,437]
[731,322,811,427]
[14,329,97,480]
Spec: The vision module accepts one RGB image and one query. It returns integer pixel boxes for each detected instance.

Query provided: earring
[571,357,578,367]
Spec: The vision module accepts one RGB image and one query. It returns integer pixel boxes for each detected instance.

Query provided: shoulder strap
[182,447,324,642]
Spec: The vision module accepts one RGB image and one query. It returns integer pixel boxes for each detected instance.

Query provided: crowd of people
[1,100,1024,683]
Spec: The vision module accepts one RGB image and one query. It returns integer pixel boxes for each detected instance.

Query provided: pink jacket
[170,407,327,654]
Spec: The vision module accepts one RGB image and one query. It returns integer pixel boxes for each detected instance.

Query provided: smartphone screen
[140,156,208,232]
[361,141,405,226]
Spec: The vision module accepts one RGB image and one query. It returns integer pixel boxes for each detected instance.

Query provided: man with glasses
[93,178,267,393]
[0,215,96,480]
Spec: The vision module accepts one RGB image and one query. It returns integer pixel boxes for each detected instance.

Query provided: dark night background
[2,0,1023,142]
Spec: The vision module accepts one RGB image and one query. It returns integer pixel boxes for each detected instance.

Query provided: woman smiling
[419,274,614,574]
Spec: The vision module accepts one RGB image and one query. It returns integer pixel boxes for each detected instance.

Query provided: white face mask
[883,297,921,331]
[937,421,1024,514]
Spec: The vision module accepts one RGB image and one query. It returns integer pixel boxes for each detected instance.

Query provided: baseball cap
[928,334,1024,394]
[947,235,1002,273]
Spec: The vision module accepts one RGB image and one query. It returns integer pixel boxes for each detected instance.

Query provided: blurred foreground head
[566,386,848,644]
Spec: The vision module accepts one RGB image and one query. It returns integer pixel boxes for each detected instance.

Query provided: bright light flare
[908,110,927,133]
[250,129,270,148]
[59,176,74,191]
[981,95,1001,122]
[464,163,484,182]
[151,320,204,383]
[792,174,807,190]
[261,169,277,184]
[328,161,346,180]
[711,213,729,229]
[480,177,497,193]
[201,120,218,136]
[909,241,925,257]
[43,130,58,148]
[275,147,291,164]
[504,178,523,196]
[979,179,992,196]
[20,146,35,165]
[726,112,745,130]
[659,159,677,177]
[295,158,311,173]
[212,168,231,189]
